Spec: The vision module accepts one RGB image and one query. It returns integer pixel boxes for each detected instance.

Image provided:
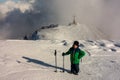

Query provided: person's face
[73,45,78,49]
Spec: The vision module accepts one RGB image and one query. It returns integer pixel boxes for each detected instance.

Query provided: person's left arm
[78,49,86,59]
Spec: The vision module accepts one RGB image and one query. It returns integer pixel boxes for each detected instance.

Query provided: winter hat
[73,41,79,46]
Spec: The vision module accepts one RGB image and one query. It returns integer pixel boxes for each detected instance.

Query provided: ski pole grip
[54,50,57,56]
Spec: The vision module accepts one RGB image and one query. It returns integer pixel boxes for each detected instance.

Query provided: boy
[62,41,86,75]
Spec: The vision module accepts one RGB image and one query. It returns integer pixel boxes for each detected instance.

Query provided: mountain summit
[26,18,109,40]
[36,23,108,40]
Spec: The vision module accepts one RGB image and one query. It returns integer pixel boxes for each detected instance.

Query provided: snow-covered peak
[34,23,108,40]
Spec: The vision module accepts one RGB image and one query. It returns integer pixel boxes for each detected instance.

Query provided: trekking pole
[54,50,57,72]
[62,53,65,72]
[81,59,83,63]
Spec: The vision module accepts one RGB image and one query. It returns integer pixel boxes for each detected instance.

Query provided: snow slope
[37,24,108,40]
[0,40,120,80]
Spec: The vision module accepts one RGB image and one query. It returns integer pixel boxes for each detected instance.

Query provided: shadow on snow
[22,56,70,72]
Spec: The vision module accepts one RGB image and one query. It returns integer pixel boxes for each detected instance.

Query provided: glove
[62,53,65,56]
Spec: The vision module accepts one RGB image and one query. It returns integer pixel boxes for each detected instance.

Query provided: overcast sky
[0,0,120,39]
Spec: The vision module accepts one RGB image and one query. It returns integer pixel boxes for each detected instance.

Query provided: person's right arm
[63,48,71,56]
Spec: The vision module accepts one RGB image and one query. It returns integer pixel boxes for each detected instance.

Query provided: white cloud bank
[0,0,120,39]
[0,0,34,16]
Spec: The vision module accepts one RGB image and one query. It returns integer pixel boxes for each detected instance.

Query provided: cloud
[0,0,33,15]
[0,0,33,39]
[0,0,59,39]
[0,0,120,39]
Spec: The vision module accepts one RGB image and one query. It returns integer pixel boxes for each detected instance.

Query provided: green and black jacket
[64,47,86,64]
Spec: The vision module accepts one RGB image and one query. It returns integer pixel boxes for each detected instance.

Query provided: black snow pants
[71,64,79,74]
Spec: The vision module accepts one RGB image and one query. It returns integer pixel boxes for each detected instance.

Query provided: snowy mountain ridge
[27,23,109,40]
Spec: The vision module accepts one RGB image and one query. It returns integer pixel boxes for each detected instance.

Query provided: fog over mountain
[0,0,120,39]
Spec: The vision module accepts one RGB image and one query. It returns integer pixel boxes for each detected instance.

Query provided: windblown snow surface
[0,40,120,80]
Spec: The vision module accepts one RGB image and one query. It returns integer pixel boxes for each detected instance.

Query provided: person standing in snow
[62,41,86,75]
